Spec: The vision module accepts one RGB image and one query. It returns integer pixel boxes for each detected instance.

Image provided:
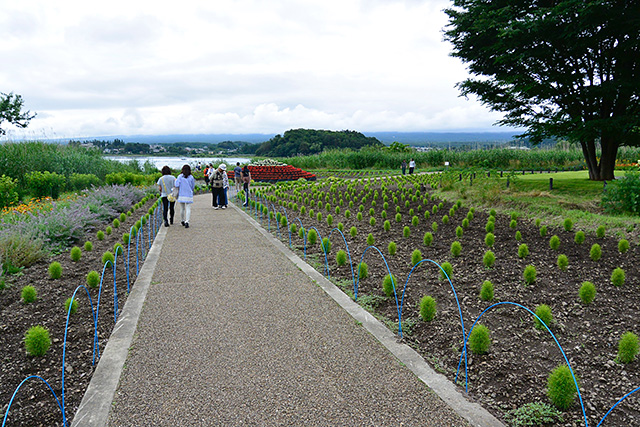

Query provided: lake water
[104,155,252,171]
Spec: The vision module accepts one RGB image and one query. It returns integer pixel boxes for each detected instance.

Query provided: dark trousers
[409,167,414,174]
[243,182,250,205]
[212,187,224,207]
[161,197,175,223]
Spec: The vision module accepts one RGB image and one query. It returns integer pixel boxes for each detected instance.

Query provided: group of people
[157,162,252,229]
[401,159,416,175]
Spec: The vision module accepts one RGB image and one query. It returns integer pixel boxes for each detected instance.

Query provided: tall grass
[281,146,640,171]
[0,141,148,198]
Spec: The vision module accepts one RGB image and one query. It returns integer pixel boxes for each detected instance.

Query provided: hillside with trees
[254,129,383,157]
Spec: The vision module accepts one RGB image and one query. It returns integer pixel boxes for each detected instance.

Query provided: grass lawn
[438,170,640,239]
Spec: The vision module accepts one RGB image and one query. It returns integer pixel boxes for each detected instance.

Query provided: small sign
[444,161,450,166]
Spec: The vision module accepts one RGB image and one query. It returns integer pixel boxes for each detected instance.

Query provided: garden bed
[0,196,158,426]
[257,174,639,426]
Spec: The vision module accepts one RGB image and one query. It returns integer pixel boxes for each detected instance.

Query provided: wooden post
[549,178,553,190]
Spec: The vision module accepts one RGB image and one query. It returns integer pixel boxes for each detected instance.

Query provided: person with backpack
[209,164,226,209]
[233,162,243,194]
[241,165,251,207]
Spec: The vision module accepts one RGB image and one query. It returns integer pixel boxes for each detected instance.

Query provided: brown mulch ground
[261,179,639,427]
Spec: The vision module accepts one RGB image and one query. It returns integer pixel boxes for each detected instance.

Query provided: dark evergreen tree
[445,0,640,180]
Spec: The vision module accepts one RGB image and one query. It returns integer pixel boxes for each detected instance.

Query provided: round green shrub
[298,227,305,240]
[574,231,585,244]
[547,365,578,410]
[289,223,297,235]
[539,225,548,237]
[549,235,560,251]
[432,222,438,233]
[335,250,347,267]
[122,233,131,245]
[412,215,419,227]
[369,217,376,227]
[321,237,331,253]
[120,212,126,222]
[381,210,387,220]
[114,243,124,256]
[485,233,495,247]
[617,332,639,364]
[21,285,37,303]
[455,226,463,238]
[485,221,495,233]
[382,274,397,297]
[442,215,449,224]
[65,297,78,315]
[523,265,536,285]
[366,233,375,246]
[590,244,602,261]
[424,210,430,220]
[84,241,93,251]
[618,239,630,253]
[469,324,491,355]
[395,213,402,223]
[611,267,625,287]
[462,218,470,229]
[466,211,473,221]
[24,325,51,357]
[411,249,422,266]
[307,229,318,245]
[480,281,494,301]
[557,254,568,271]
[102,251,115,266]
[515,230,522,241]
[383,220,391,232]
[337,223,344,232]
[403,226,410,238]
[349,227,357,238]
[483,250,495,268]
[327,214,333,227]
[596,225,606,238]
[318,212,324,222]
[388,241,397,256]
[87,270,100,288]
[358,262,368,280]
[490,209,497,216]
[105,226,112,236]
[518,244,529,259]
[440,262,453,281]
[113,218,120,228]
[419,295,436,321]
[450,241,462,257]
[70,246,82,262]
[534,304,553,330]
[345,210,351,219]
[509,219,517,229]
[510,212,518,221]
[423,232,433,247]
[579,281,596,305]
[563,218,573,232]
[48,261,62,279]
[535,218,541,227]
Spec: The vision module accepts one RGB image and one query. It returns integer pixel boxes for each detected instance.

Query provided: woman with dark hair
[241,165,251,207]
[156,165,176,227]
[174,164,196,228]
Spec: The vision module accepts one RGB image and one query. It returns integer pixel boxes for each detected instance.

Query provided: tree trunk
[599,134,619,181]
[580,138,602,181]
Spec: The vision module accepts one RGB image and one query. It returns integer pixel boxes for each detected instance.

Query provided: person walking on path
[409,158,416,174]
[242,165,251,207]
[156,166,176,227]
[220,164,229,209]
[401,160,407,175]
[203,164,211,187]
[175,164,195,228]
[233,162,242,194]
[209,164,226,209]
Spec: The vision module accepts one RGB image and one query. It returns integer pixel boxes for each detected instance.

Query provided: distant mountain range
[50,131,524,147]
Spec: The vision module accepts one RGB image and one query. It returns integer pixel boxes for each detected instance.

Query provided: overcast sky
[0,0,509,140]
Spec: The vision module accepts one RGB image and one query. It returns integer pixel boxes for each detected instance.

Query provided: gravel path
[106,194,471,426]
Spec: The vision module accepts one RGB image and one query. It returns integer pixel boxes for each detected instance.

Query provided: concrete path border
[71,226,167,427]
[234,204,503,427]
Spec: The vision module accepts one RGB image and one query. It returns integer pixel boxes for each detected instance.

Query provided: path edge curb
[235,203,504,427]
[70,226,167,427]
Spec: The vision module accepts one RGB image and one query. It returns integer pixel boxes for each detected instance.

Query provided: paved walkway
[73,194,503,426]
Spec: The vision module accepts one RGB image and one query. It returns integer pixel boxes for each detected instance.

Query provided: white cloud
[0,0,506,139]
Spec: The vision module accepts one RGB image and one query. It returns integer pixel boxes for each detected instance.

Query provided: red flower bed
[227,165,316,182]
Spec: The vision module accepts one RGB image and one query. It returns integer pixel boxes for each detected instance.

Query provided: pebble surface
[107,194,470,426]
